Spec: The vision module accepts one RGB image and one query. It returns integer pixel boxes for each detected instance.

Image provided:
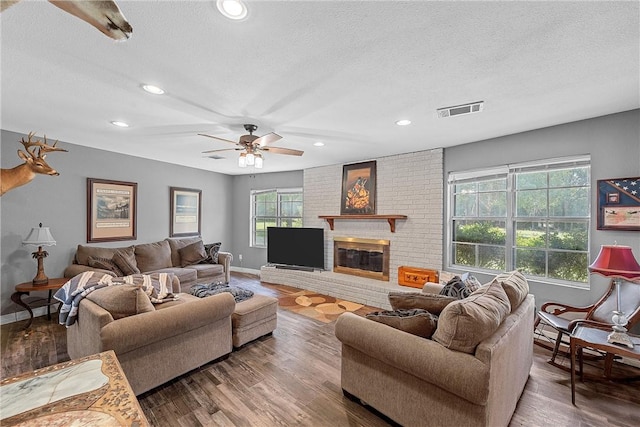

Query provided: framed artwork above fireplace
[341,160,377,215]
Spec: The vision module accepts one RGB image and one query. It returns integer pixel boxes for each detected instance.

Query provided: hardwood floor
[2,272,639,426]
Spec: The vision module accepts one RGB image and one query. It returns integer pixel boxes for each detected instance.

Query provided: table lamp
[588,244,640,348]
[22,223,56,285]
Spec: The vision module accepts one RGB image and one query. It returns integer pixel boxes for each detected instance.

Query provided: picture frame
[170,187,202,237]
[596,177,640,231]
[340,160,377,215]
[87,178,137,243]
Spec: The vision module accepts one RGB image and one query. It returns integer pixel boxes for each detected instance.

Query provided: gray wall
[230,171,304,271]
[444,109,640,312]
[1,129,233,315]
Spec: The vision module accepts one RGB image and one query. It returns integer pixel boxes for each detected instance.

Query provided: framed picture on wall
[170,187,202,237]
[340,160,377,215]
[596,177,640,231]
[87,178,137,243]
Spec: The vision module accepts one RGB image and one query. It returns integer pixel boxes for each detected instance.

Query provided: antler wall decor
[0,132,68,196]
[0,0,132,41]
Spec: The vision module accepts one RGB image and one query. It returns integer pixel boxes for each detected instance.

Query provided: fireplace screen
[333,237,390,281]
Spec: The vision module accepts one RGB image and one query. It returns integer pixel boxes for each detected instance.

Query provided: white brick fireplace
[261,149,444,308]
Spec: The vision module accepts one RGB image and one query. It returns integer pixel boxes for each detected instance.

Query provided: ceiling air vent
[206,155,226,160]
[437,101,484,118]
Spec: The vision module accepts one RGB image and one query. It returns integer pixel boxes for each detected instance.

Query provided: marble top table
[1,350,148,426]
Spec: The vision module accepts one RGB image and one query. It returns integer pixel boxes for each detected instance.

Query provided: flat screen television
[267,227,324,270]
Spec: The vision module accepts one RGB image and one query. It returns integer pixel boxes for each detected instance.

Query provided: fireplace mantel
[318,214,408,232]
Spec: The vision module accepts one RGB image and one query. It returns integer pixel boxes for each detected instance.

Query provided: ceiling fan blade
[202,148,242,154]
[262,146,304,156]
[198,133,240,145]
[254,132,282,147]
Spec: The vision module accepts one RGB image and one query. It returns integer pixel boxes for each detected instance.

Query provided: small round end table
[11,278,67,329]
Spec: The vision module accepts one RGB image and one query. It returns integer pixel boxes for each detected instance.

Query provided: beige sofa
[66,275,236,395]
[335,272,535,427]
[64,237,232,291]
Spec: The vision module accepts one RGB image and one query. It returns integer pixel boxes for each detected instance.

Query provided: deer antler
[20,132,68,158]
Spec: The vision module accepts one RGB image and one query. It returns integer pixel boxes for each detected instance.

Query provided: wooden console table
[0,350,148,426]
[319,215,408,232]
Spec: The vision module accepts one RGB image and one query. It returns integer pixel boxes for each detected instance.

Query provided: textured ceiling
[1,1,638,175]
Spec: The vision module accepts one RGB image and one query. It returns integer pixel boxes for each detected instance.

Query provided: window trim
[250,187,303,248]
[447,155,591,288]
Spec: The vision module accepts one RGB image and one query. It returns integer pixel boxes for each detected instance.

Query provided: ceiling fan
[199,124,303,168]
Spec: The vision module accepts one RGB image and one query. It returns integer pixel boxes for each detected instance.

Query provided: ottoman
[232,294,278,347]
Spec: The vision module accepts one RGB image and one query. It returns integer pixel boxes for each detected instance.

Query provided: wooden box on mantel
[398,266,439,289]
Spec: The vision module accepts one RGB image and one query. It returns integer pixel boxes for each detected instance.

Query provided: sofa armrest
[422,282,444,294]
[217,251,233,283]
[335,312,489,405]
[101,292,235,354]
[64,264,115,279]
[67,299,115,359]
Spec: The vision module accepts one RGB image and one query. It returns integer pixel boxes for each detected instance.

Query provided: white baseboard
[230,266,261,276]
[1,307,54,325]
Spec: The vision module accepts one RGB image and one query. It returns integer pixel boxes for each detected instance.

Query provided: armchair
[536,279,640,364]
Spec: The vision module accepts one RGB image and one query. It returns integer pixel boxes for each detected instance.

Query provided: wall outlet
[238,254,243,261]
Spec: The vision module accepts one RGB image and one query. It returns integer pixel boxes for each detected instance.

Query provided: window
[251,188,303,247]
[448,156,590,286]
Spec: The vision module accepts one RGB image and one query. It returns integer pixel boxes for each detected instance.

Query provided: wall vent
[437,101,484,118]
[206,155,225,160]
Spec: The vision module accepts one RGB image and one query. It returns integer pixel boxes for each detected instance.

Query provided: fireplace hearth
[333,237,390,281]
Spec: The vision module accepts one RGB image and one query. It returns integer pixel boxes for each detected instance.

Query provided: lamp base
[607,327,634,349]
[31,247,50,286]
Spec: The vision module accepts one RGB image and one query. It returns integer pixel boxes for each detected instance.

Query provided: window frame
[250,187,303,248]
[447,155,591,288]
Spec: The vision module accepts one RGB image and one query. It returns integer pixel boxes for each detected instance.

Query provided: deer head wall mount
[0,132,68,196]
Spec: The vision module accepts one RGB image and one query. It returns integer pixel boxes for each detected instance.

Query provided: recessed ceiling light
[142,84,165,95]
[110,121,129,128]
[313,141,325,147]
[216,0,248,20]
[395,119,411,126]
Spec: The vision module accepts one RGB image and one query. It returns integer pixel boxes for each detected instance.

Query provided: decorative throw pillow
[388,291,456,315]
[439,276,473,299]
[87,256,124,276]
[200,242,222,264]
[366,309,438,338]
[86,284,154,319]
[461,272,482,293]
[112,250,140,276]
[178,240,208,267]
[433,280,511,353]
[134,240,172,272]
[439,271,458,285]
[492,270,529,312]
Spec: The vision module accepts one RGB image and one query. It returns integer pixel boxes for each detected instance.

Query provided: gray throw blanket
[190,282,254,303]
[54,271,177,327]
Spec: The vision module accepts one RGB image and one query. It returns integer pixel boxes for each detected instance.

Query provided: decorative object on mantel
[0,132,67,196]
[87,178,137,243]
[319,214,407,232]
[22,223,56,285]
[588,244,640,348]
[398,266,439,289]
[170,187,202,237]
[341,160,377,214]
[596,177,640,231]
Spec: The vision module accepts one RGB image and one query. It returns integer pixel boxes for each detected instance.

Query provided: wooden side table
[570,325,640,404]
[10,278,67,329]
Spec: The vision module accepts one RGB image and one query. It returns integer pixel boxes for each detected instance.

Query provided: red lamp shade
[588,245,640,280]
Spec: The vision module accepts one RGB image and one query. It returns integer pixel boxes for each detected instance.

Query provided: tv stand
[274,264,316,272]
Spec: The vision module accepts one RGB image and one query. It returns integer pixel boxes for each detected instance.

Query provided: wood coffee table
[570,325,640,404]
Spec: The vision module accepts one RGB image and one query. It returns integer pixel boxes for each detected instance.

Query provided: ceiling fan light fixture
[238,152,247,167]
[254,154,263,169]
[217,0,248,20]
[141,84,165,95]
[246,152,255,166]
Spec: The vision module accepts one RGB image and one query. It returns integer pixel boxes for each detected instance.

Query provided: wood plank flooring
[2,272,639,426]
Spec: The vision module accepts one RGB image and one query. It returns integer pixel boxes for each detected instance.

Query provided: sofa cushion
[439,276,474,299]
[112,250,140,275]
[367,309,438,338]
[201,242,222,264]
[75,244,134,266]
[87,256,124,276]
[135,240,172,272]
[178,240,208,267]
[388,291,456,315]
[433,280,511,354]
[86,284,154,319]
[492,270,529,312]
[188,263,225,281]
[166,237,203,267]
